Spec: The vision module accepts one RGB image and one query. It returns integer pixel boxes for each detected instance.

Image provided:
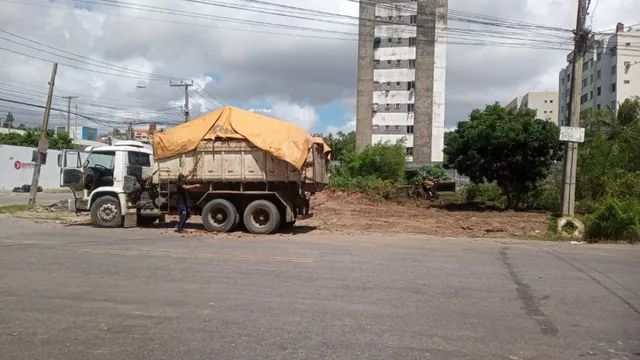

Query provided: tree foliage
[0,129,73,149]
[324,131,355,162]
[444,104,562,209]
[578,98,640,242]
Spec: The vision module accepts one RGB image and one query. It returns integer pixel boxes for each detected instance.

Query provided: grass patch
[0,204,28,214]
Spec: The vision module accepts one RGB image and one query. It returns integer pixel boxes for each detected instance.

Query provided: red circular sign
[14,161,21,170]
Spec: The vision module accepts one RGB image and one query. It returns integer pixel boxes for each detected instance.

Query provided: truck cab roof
[85,141,153,154]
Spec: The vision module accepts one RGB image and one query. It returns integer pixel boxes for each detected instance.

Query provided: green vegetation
[328,141,406,201]
[576,98,640,242]
[0,129,73,149]
[411,164,447,183]
[444,104,562,209]
[0,204,28,214]
[324,131,356,162]
[455,183,503,205]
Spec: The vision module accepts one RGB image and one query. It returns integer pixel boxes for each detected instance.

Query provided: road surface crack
[500,246,559,337]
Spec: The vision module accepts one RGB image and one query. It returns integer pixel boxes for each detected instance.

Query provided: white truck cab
[60,141,155,227]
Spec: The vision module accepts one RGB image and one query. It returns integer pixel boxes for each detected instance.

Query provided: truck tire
[91,195,123,228]
[243,199,281,234]
[202,199,238,233]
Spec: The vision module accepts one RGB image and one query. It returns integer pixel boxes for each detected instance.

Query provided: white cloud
[269,101,320,130]
[326,117,356,135]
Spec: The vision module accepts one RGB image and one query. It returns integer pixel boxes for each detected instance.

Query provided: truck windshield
[85,151,115,169]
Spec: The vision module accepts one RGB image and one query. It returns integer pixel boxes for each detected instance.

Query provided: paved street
[0,218,638,359]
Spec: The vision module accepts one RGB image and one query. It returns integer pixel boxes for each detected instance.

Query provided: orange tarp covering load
[153,106,329,170]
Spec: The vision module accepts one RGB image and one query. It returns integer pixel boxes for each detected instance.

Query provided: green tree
[324,131,356,162]
[444,104,562,209]
[3,112,15,128]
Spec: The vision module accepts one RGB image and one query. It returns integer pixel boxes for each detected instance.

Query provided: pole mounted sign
[559,126,585,143]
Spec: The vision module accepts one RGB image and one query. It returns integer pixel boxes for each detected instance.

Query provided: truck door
[58,150,85,193]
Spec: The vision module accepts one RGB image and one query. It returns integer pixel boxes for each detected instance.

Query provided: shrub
[585,197,640,243]
[411,164,447,183]
[455,183,504,205]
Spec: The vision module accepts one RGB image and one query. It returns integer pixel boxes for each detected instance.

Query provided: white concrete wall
[372,134,413,147]
[374,47,416,61]
[375,25,417,38]
[432,22,447,163]
[373,69,416,82]
[373,90,415,104]
[373,112,415,126]
[375,2,417,17]
[0,145,64,191]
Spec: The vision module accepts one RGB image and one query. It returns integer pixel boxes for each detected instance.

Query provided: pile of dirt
[29,201,70,213]
[298,190,549,239]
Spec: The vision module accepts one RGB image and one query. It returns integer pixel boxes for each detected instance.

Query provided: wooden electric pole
[28,63,58,209]
[561,0,590,217]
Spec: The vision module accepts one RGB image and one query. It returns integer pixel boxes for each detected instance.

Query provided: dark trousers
[177,199,191,231]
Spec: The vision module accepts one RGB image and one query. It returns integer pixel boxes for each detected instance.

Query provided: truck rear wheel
[202,199,238,233]
[91,195,123,228]
[243,199,281,234]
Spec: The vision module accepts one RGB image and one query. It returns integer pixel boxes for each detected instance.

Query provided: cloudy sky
[0,0,637,134]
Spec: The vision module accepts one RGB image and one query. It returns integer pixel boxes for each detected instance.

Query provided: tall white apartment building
[559,23,640,124]
[506,92,559,125]
[356,0,448,164]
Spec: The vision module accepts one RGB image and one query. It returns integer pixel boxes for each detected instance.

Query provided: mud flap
[123,213,138,228]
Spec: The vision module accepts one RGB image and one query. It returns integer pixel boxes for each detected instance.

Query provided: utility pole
[170,80,193,122]
[62,96,78,135]
[28,63,58,209]
[560,0,590,218]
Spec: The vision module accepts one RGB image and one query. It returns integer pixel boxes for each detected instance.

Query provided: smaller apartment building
[506,91,559,124]
[559,23,640,124]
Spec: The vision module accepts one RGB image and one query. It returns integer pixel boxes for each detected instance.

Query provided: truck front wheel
[243,199,281,234]
[91,195,123,228]
[202,199,238,233]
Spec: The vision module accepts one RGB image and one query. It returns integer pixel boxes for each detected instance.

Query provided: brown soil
[6,191,551,239]
[298,190,549,239]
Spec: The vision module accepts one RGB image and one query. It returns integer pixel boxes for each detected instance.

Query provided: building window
[385,104,391,110]
[385,125,390,130]
[410,15,417,24]
[409,37,416,47]
[372,125,379,130]
[387,60,392,65]
[544,100,548,103]
[597,86,601,96]
[409,59,415,68]
[612,64,616,75]
[406,147,414,156]
[582,78,588,88]
[407,81,415,90]
[388,38,393,43]
[549,110,553,113]
[388,16,393,21]
[396,81,401,87]
[394,125,399,130]
[396,59,402,66]
[625,42,631,47]
[550,99,554,103]
[596,51,602,62]
[544,110,548,113]
[597,69,601,79]
[589,91,593,100]
[407,125,414,134]
[407,104,415,112]
[395,103,401,109]
[611,82,616,92]
[596,104,601,110]
[398,16,403,21]
[397,37,402,44]
[580,94,588,104]
[374,59,380,65]
[590,74,593,84]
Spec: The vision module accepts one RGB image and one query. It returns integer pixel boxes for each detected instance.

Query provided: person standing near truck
[175,174,199,232]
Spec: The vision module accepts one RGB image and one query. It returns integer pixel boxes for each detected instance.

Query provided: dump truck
[59,106,330,234]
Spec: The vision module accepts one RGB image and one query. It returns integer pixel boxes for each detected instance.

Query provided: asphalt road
[0,192,72,206]
[0,218,638,359]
